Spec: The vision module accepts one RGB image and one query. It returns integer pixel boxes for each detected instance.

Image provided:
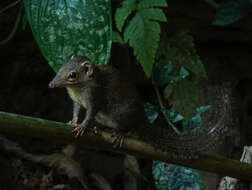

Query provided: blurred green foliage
[24,0,112,72]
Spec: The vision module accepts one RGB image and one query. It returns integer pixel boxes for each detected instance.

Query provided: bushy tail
[140,84,236,159]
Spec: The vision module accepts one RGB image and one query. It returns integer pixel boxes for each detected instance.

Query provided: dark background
[1,0,252,189]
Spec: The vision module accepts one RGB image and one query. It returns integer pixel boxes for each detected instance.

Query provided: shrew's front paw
[111,132,124,148]
[72,124,88,138]
[67,119,78,127]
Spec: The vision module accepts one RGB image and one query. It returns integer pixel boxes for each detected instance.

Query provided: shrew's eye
[68,71,77,80]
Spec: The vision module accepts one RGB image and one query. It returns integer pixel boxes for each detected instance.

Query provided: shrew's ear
[80,60,93,77]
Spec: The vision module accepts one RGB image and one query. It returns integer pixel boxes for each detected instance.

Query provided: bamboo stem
[0,111,251,181]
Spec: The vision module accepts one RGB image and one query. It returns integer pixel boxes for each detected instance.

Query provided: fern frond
[115,0,168,77]
[172,80,199,121]
[168,31,206,77]
[124,13,161,77]
[137,0,167,9]
[140,8,167,22]
[115,0,136,32]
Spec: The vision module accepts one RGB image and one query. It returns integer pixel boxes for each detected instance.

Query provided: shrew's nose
[48,81,55,88]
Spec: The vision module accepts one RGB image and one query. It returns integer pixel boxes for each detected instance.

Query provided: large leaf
[115,0,136,32]
[137,0,167,9]
[24,0,112,72]
[152,59,190,86]
[115,0,167,77]
[213,0,252,26]
[172,80,199,121]
[166,31,206,77]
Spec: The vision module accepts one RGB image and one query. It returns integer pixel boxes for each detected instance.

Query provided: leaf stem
[164,114,181,135]
[154,85,165,109]
[154,85,181,135]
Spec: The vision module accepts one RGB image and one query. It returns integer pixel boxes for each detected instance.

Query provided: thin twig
[0,3,23,45]
[0,0,22,14]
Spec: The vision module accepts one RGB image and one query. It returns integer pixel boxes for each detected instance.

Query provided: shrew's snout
[48,81,55,88]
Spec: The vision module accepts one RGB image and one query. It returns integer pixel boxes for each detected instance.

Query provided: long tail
[140,84,236,159]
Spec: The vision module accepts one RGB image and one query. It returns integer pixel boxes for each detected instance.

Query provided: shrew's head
[48,55,95,88]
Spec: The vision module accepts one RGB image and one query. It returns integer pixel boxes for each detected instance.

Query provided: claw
[72,125,87,138]
[111,132,124,148]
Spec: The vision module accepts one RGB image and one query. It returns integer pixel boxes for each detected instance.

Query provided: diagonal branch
[0,111,251,181]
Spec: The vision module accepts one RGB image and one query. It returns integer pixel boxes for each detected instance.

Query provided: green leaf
[213,0,252,26]
[162,109,183,123]
[167,31,206,77]
[124,13,162,77]
[112,31,124,44]
[152,59,173,86]
[183,105,211,132]
[152,60,190,86]
[137,0,167,9]
[144,102,160,123]
[115,0,136,32]
[163,84,174,100]
[172,80,199,121]
[117,0,168,78]
[179,67,189,79]
[24,0,112,72]
[138,8,167,22]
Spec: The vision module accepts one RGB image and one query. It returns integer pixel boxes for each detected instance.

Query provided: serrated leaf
[115,0,136,32]
[138,8,167,22]
[120,0,168,78]
[24,0,112,72]
[213,0,252,26]
[137,0,167,9]
[124,13,143,43]
[153,60,190,86]
[172,80,199,121]
[144,102,160,123]
[124,12,161,77]
[152,59,173,86]
[164,84,174,99]
[167,31,206,77]
[112,31,124,44]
